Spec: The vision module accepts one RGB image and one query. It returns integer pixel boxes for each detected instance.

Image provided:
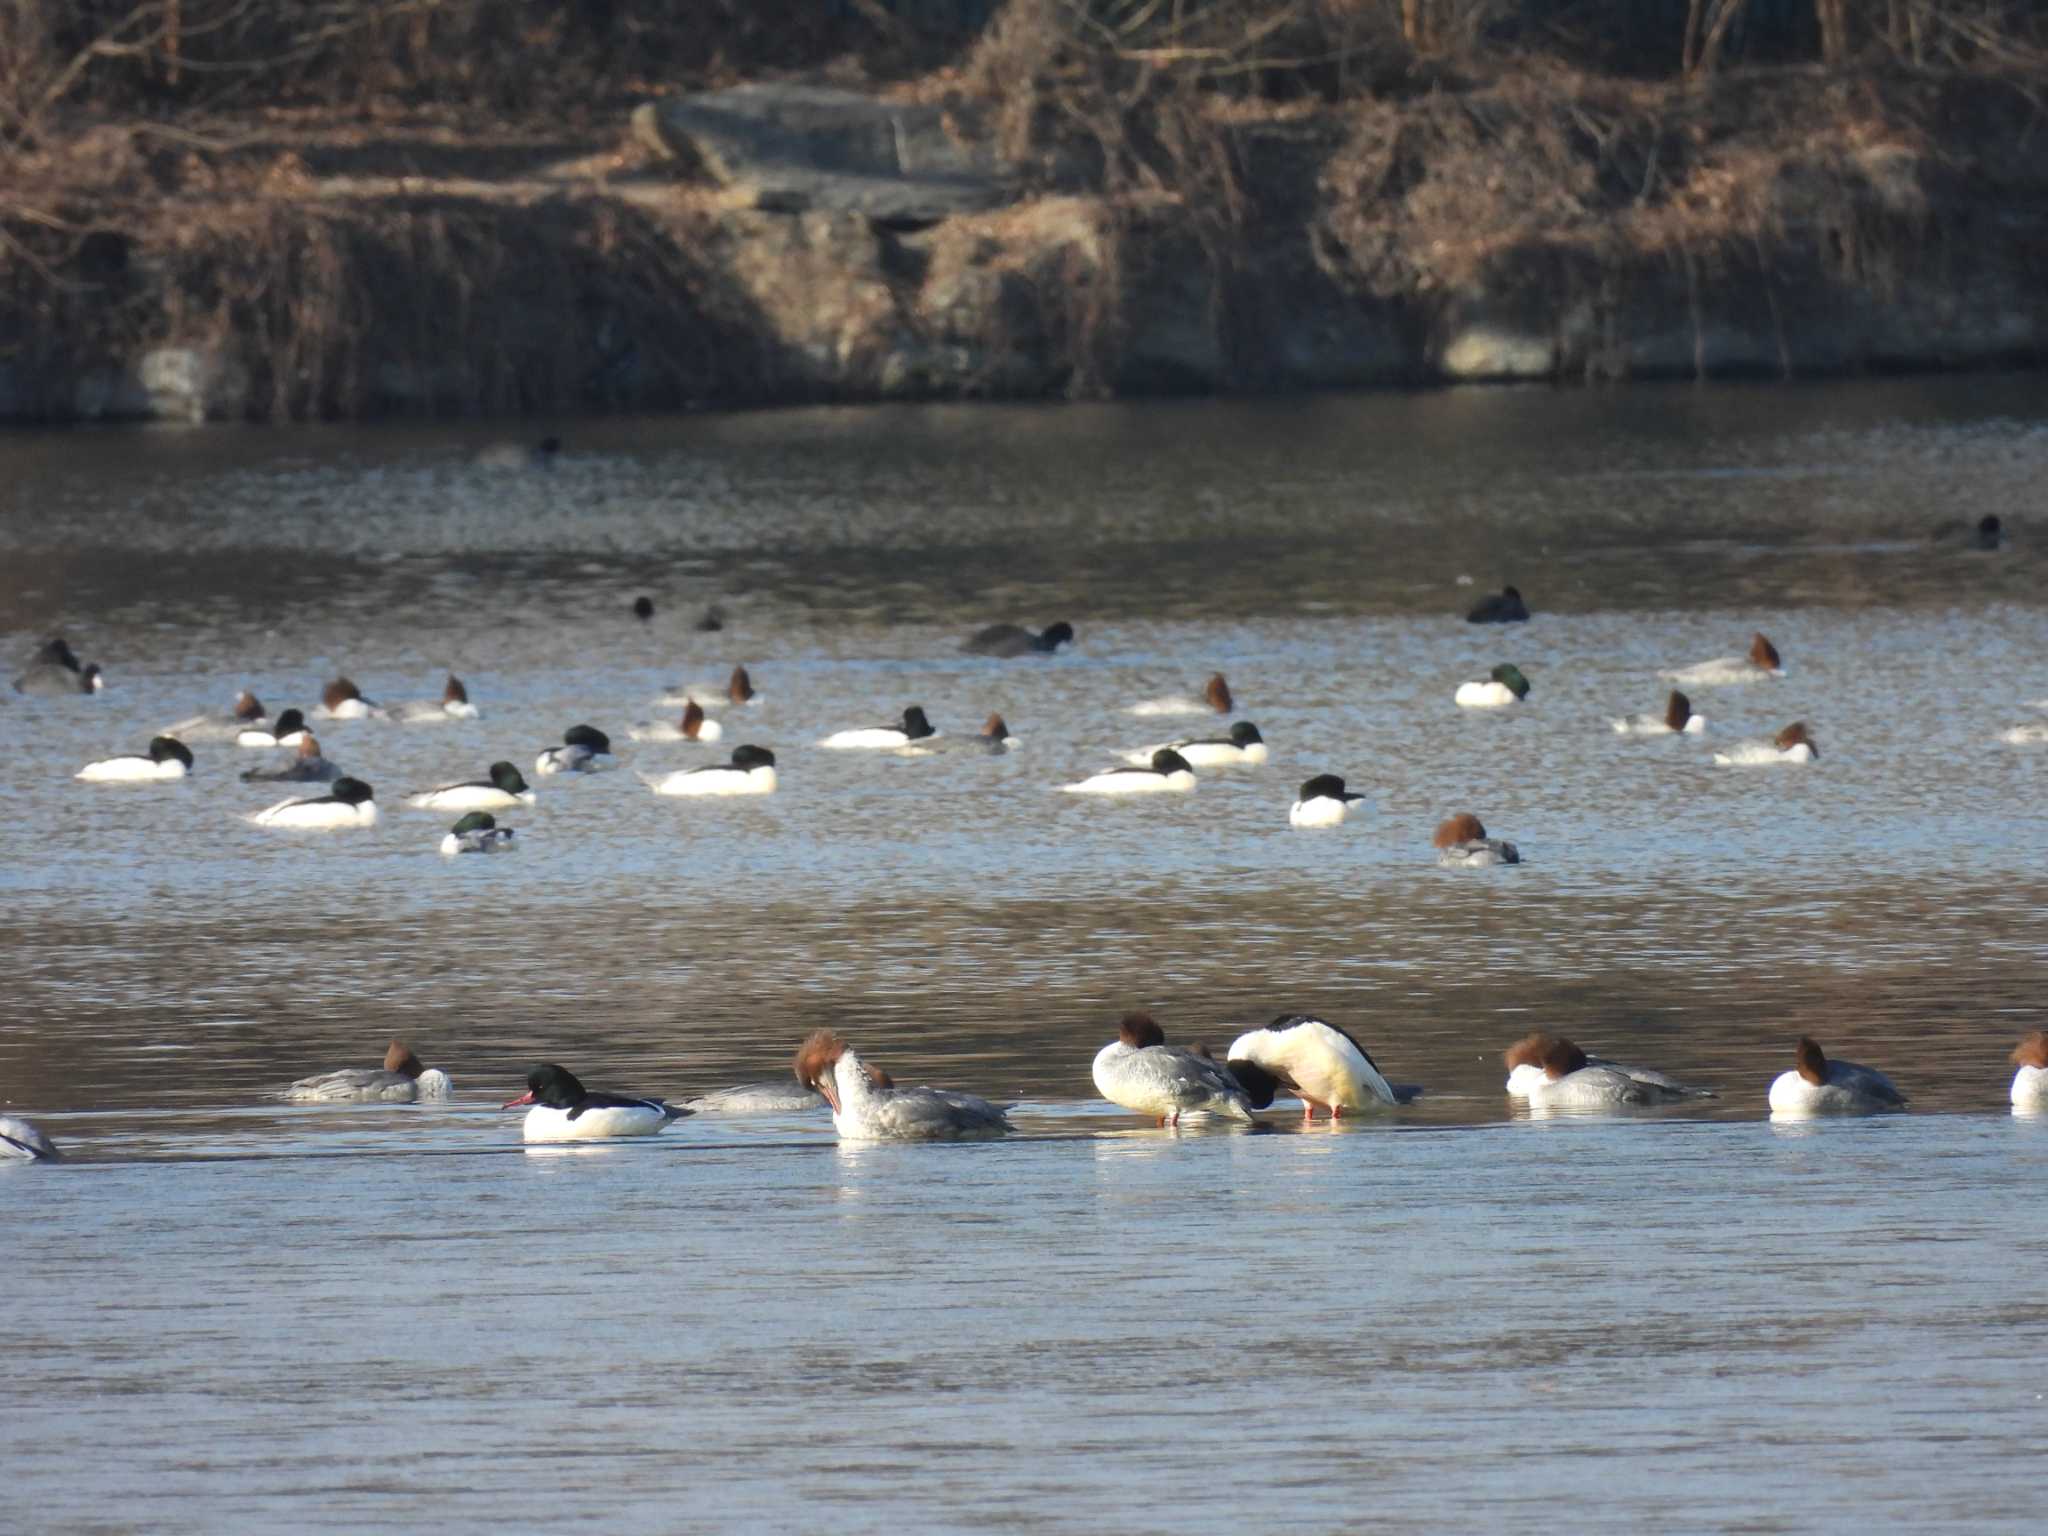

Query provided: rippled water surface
[5,376,2048,1528]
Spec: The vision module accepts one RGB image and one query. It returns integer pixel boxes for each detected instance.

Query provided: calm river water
[4,377,2046,1530]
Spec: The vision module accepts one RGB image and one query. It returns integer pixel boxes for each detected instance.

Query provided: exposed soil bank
[3,67,2044,425]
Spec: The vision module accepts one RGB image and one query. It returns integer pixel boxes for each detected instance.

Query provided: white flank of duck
[1064,748,1197,795]
[820,706,937,750]
[1126,721,1267,767]
[77,735,193,782]
[251,776,379,828]
[315,677,385,720]
[0,1115,60,1161]
[238,708,311,748]
[504,1064,685,1142]
[409,761,536,811]
[644,745,777,796]
[2010,1031,2048,1110]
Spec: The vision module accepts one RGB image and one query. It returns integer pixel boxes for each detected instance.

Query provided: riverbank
[3,62,2045,424]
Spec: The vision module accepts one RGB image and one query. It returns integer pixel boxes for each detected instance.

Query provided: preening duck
[1091,1011,1265,1127]
[1434,813,1520,867]
[1502,1032,1712,1102]
[440,811,517,854]
[2009,1031,2048,1110]
[1767,1037,1905,1116]
[1225,1014,1396,1121]
[284,1040,452,1103]
[503,1063,685,1142]
[535,725,617,776]
[794,1030,1011,1141]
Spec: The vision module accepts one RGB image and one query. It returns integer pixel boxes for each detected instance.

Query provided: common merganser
[1434,812,1519,867]
[0,1115,60,1161]
[1664,631,1784,685]
[251,776,378,829]
[1505,1034,1710,1108]
[1767,1036,1906,1115]
[165,690,266,740]
[1713,721,1817,766]
[683,1082,826,1114]
[76,735,193,782]
[388,675,480,722]
[535,725,616,776]
[441,811,517,855]
[663,665,757,710]
[794,1030,1011,1141]
[1092,1012,1266,1126]
[976,713,1020,751]
[240,733,341,784]
[629,700,723,743]
[820,705,937,750]
[1226,1014,1395,1121]
[962,620,1074,657]
[1064,748,1197,795]
[2009,1031,2048,1109]
[1612,690,1705,736]
[1454,664,1530,708]
[503,1063,684,1142]
[409,761,536,810]
[644,744,777,796]
[315,677,384,720]
[238,708,310,748]
[13,637,104,696]
[1128,721,1267,767]
[1466,586,1530,623]
[1502,1031,1712,1101]
[284,1039,452,1102]
[1290,773,1365,828]
[1129,673,1233,717]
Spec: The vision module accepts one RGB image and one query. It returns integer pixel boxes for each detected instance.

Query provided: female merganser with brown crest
[1226,1014,1395,1121]
[1502,1032,1711,1101]
[504,1064,685,1142]
[2009,1032,2048,1110]
[1129,673,1233,717]
[1505,1034,1710,1108]
[285,1039,452,1102]
[240,733,340,783]
[1612,690,1705,736]
[1092,1012,1267,1126]
[316,677,384,720]
[1713,721,1817,766]
[1435,813,1519,867]
[1768,1037,1905,1115]
[794,1030,1010,1141]
[165,689,266,740]
[389,675,480,722]
[1665,631,1784,686]
[630,700,723,743]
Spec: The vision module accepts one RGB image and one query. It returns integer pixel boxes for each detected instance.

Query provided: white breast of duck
[0,1114,60,1161]
[1767,1037,1905,1115]
[1433,813,1519,867]
[1129,722,1266,767]
[1501,1032,1711,1101]
[535,725,616,775]
[795,1031,1009,1141]
[820,706,937,750]
[1290,773,1364,828]
[1663,632,1785,685]
[239,709,310,747]
[285,1040,452,1102]
[317,677,384,719]
[1065,749,1197,794]
[411,761,535,810]
[2010,1032,2048,1108]
[1612,691,1706,736]
[1713,722,1817,766]
[1454,664,1530,709]
[504,1064,683,1141]
[77,735,194,782]
[647,745,777,796]
[1226,1014,1394,1119]
[440,812,516,854]
[1091,1012,1257,1126]
[252,776,378,828]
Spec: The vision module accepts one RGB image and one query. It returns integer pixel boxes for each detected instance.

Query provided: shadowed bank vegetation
[3,2,2046,420]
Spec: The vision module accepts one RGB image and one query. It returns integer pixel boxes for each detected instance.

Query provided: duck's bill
[500,1090,537,1109]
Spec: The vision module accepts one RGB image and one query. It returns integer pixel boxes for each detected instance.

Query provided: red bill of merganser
[1129,673,1233,718]
[239,708,310,748]
[240,733,341,784]
[1434,812,1519,867]
[2009,1031,2048,1110]
[1064,748,1196,795]
[1768,1036,1906,1116]
[1091,1012,1267,1127]
[1502,1032,1712,1101]
[1505,1034,1710,1108]
[1612,690,1706,736]
[1454,664,1530,709]
[1290,773,1365,828]
[794,1030,1010,1141]
[629,700,724,743]
[820,705,937,750]
[962,621,1074,658]
[0,1114,60,1161]
[1664,631,1784,686]
[165,689,266,741]
[1226,1014,1396,1122]
[535,724,616,775]
[1713,721,1817,766]
[285,1039,453,1103]
[316,676,385,720]
[1126,721,1267,767]
[389,674,480,722]
[503,1064,685,1142]
[76,735,193,782]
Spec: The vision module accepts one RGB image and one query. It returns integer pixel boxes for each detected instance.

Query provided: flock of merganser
[10,541,2045,1161]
